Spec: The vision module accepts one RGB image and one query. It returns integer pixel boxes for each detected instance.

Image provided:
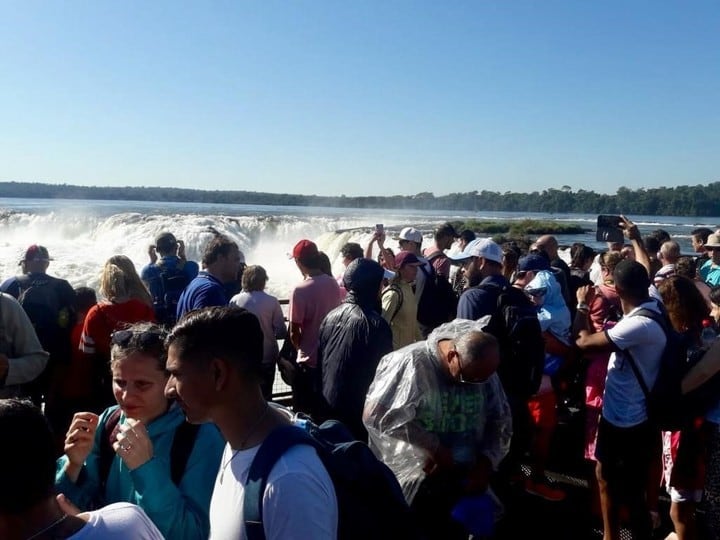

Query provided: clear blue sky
[1,1,718,197]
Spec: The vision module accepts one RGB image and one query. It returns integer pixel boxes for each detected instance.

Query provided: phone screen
[376,224,384,234]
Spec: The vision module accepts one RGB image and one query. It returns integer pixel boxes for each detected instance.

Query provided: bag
[98,407,200,490]
[417,263,458,337]
[16,275,66,345]
[244,418,418,540]
[625,307,715,431]
[277,338,299,386]
[477,282,545,398]
[151,263,191,327]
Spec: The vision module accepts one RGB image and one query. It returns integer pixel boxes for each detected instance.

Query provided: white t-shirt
[69,502,164,539]
[209,442,338,540]
[603,301,667,428]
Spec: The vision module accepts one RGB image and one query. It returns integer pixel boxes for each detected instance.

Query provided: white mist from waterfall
[0,208,430,301]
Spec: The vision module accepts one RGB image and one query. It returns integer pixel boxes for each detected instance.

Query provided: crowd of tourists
[3,221,720,540]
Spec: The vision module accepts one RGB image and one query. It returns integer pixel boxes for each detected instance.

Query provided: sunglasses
[111,329,167,350]
[452,347,485,385]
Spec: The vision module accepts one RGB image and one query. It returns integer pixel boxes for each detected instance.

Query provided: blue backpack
[243,418,418,540]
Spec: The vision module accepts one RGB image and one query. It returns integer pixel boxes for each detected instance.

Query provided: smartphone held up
[596,215,624,243]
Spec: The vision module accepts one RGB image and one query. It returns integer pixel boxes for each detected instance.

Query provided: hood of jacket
[343,258,385,310]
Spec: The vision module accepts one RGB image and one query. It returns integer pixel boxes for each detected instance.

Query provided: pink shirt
[290,274,341,368]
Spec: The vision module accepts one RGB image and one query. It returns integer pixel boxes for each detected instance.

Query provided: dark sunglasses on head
[111,329,166,350]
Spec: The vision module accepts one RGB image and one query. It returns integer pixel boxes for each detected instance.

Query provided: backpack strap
[169,422,200,485]
[381,285,404,322]
[99,409,199,489]
[623,306,669,399]
[244,425,319,540]
[426,251,446,263]
[99,408,123,490]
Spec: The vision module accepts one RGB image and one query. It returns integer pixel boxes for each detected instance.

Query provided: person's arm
[0,295,49,387]
[56,408,114,511]
[273,299,288,339]
[129,424,224,540]
[620,215,651,277]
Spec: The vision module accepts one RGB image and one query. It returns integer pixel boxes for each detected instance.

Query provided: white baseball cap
[449,238,503,264]
[394,227,423,244]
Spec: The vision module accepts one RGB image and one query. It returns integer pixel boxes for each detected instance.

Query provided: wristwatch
[576,302,590,312]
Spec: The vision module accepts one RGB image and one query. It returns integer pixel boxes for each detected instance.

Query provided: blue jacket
[176,271,228,321]
[456,274,510,321]
[56,404,224,540]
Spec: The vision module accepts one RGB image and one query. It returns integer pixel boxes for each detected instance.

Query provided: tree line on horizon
[1,180,719,217]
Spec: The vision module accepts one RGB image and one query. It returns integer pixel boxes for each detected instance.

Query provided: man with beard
[452,238,508,320]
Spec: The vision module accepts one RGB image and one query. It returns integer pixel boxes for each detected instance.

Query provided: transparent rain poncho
[362,318,512,502]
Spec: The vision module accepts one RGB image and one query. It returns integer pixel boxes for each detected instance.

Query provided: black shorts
[595,416,660,487]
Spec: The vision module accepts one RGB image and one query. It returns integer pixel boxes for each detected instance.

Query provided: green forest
[1,181,719,217]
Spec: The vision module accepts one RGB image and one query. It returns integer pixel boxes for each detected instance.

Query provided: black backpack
[16,275,67,345]
[477,282,545,399]
[625,307,720,432]
[416,261,458,337]
[243,418,418,540]
[98,408,200,492]
[151,263,191,327]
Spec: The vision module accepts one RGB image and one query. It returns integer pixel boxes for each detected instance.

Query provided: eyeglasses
[514,271,528,280]
[452,347,485,385]
[111,329,167,350]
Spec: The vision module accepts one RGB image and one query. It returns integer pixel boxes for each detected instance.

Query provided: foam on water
[0,199,715,301]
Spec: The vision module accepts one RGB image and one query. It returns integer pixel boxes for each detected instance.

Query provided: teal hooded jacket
[56,404,224,540]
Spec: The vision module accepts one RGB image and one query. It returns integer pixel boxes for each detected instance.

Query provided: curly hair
[658,275,708,335]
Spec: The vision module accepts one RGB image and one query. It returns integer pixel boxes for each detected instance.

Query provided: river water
[1,197,716,300]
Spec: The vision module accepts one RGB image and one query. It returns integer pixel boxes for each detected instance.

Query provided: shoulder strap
[624,306,669,398]
[99,408,123,489]
[244,425,319,540]
[170,422,200,485]
[381,285,404,322]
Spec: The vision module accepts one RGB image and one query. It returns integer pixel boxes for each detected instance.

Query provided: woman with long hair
[658,276,709,540]
[56,322,224,540]
[80,256,155,411]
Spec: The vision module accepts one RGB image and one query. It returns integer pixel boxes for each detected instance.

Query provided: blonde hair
[100,255,152,306]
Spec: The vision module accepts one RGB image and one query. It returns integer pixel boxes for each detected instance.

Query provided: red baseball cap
[291,239,319,260]
[21,245,52,263]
